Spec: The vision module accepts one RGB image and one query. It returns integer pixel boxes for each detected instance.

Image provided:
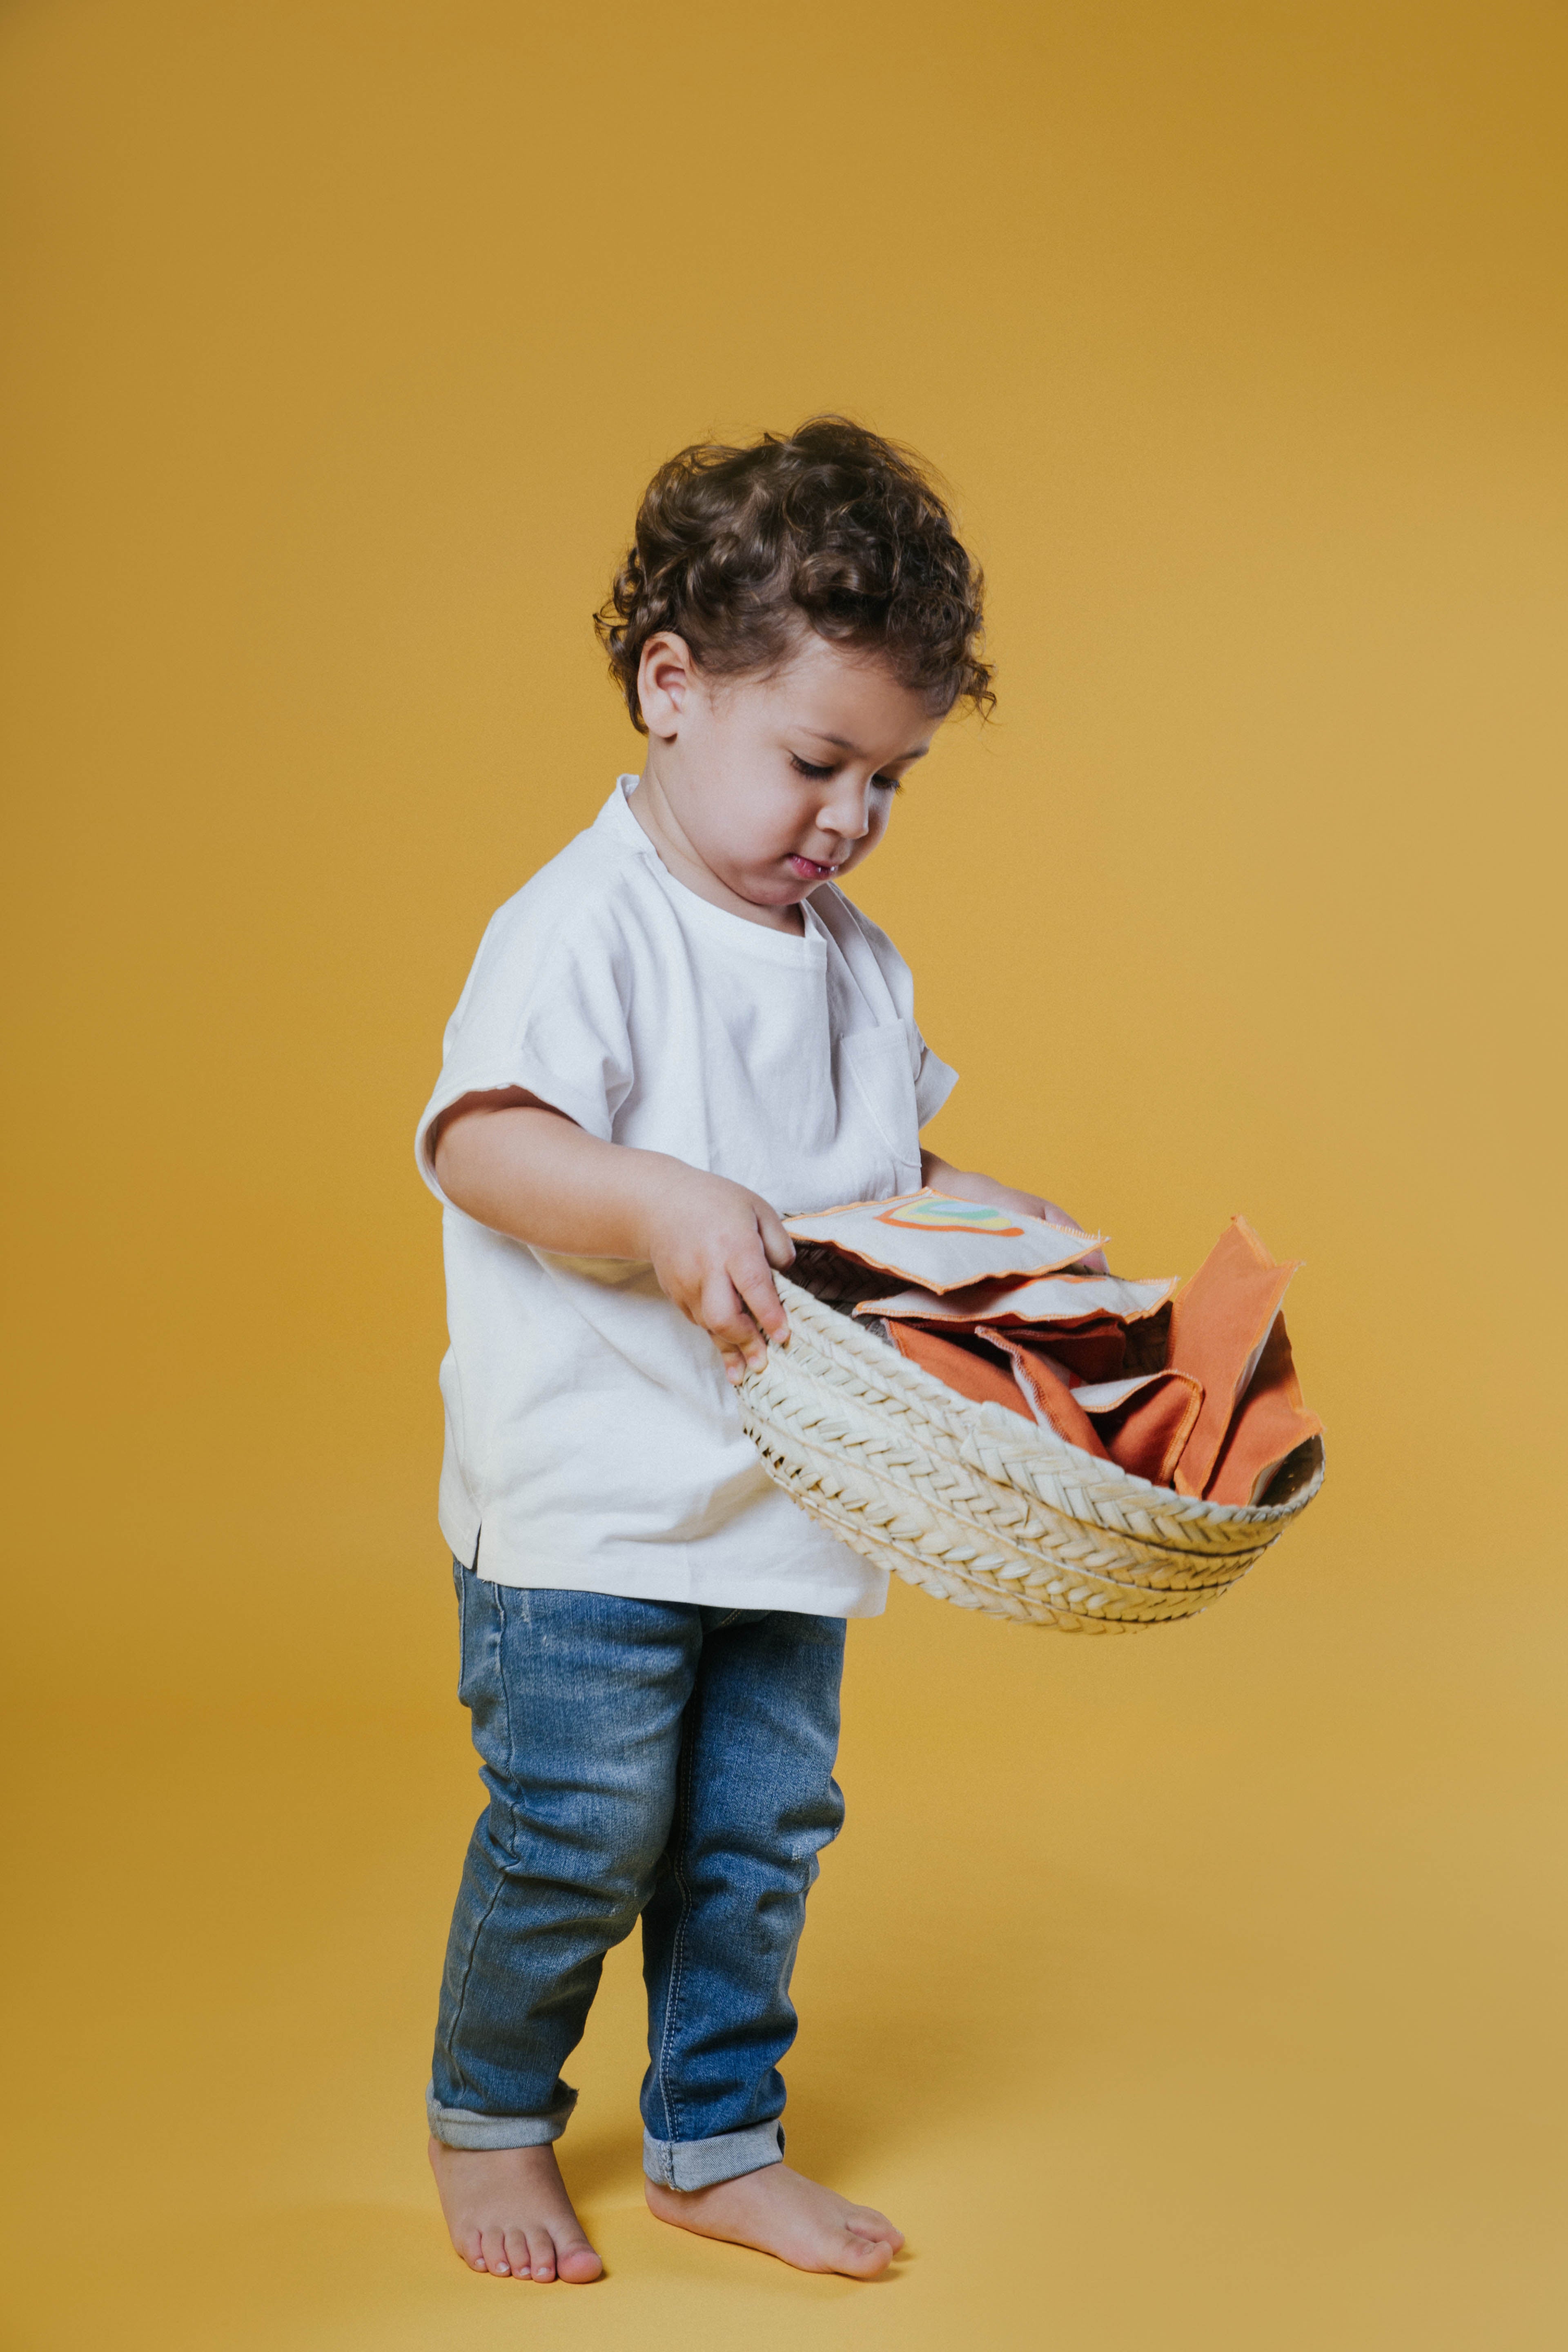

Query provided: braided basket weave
[739,1273,1325,1632]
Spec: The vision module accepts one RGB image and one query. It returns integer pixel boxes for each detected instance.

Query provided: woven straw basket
[739,1273,1325,1632]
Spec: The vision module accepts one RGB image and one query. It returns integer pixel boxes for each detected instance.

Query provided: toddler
[417,417,1094,2282]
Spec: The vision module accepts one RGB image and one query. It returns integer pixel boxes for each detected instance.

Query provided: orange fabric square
[1204,1312,1323,1505]
[882,1320,1035,1423]
[1167,1216,1300,1497]
[1027,1319,1126,1385]
[974,1329,1110,1457]
[1093,1370,1204,1487]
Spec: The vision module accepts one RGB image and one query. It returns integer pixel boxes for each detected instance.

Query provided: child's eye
[788,753,904,791]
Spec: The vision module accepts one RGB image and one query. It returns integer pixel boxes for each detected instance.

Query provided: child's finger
[756,1202,796,1272]
[733,1248,789,1345]
[699,1271,770,1368]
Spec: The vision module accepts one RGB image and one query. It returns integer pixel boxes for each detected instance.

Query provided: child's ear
[636,631,695,739]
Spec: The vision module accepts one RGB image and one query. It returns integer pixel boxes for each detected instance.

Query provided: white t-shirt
[415,776,958,1616]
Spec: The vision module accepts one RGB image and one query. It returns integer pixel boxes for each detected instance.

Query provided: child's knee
[480,1783,669,1918]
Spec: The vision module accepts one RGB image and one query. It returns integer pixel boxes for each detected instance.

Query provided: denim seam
[442,1571,512,2108]
[651,1684,701,2156]
[442,1850,508,2107]
[495,1580,517,1768]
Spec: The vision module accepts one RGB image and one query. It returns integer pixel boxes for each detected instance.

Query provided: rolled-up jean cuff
[425,2081,577,2150]
[642,2119,785,2190]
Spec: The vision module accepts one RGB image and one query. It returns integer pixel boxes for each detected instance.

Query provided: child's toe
[526,2227,558,2280]
[502,2226,534,2278]
[478,2226,512,2274]
[846,2204,902,2246]
[557,2239,603,2283]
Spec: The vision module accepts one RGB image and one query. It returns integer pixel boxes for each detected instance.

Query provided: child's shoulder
[483,784,639,924]
[464,786,655,987]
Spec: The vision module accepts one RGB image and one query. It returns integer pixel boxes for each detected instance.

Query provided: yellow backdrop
[3,1,1564,2344]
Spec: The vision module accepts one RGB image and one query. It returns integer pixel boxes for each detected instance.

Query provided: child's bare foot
[645,2160,904,2278]
[428,2136,603,2281]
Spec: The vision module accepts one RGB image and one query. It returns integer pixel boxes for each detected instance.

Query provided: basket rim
[764,1270,1325,1529]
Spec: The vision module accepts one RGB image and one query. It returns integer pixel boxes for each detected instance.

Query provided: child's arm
[431,1090,795,1383]
[920,1150,1110,1274]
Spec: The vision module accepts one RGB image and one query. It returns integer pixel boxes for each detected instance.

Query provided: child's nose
[818,780,874,840]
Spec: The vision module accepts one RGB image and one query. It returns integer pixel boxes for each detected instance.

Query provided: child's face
[635,628,941,922]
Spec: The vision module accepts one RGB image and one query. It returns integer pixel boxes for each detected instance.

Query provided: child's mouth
[787,854,838,880]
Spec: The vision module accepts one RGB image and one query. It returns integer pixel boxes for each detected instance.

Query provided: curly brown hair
[595,416,993,733]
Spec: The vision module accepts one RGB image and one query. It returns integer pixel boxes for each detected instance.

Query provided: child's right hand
[430,1094,794,1383]
[640,1164,796,1385]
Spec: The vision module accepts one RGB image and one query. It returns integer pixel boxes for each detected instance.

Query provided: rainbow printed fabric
[784,1188,1105,1293]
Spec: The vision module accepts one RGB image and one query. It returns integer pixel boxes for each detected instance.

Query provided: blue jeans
[427,1565,847,2190]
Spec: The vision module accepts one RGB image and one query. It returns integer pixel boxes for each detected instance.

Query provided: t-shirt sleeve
[414,884,635,1202]
[913,1034,960,1128]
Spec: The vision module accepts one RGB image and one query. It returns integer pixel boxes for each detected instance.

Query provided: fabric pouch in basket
[743,1202,1326,1632]
[784,1189,1104,1292]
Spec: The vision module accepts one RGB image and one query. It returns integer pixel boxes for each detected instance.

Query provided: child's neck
[626,772,805,936]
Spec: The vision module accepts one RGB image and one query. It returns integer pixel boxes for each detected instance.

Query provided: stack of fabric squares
[784,1193,1321,1508]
